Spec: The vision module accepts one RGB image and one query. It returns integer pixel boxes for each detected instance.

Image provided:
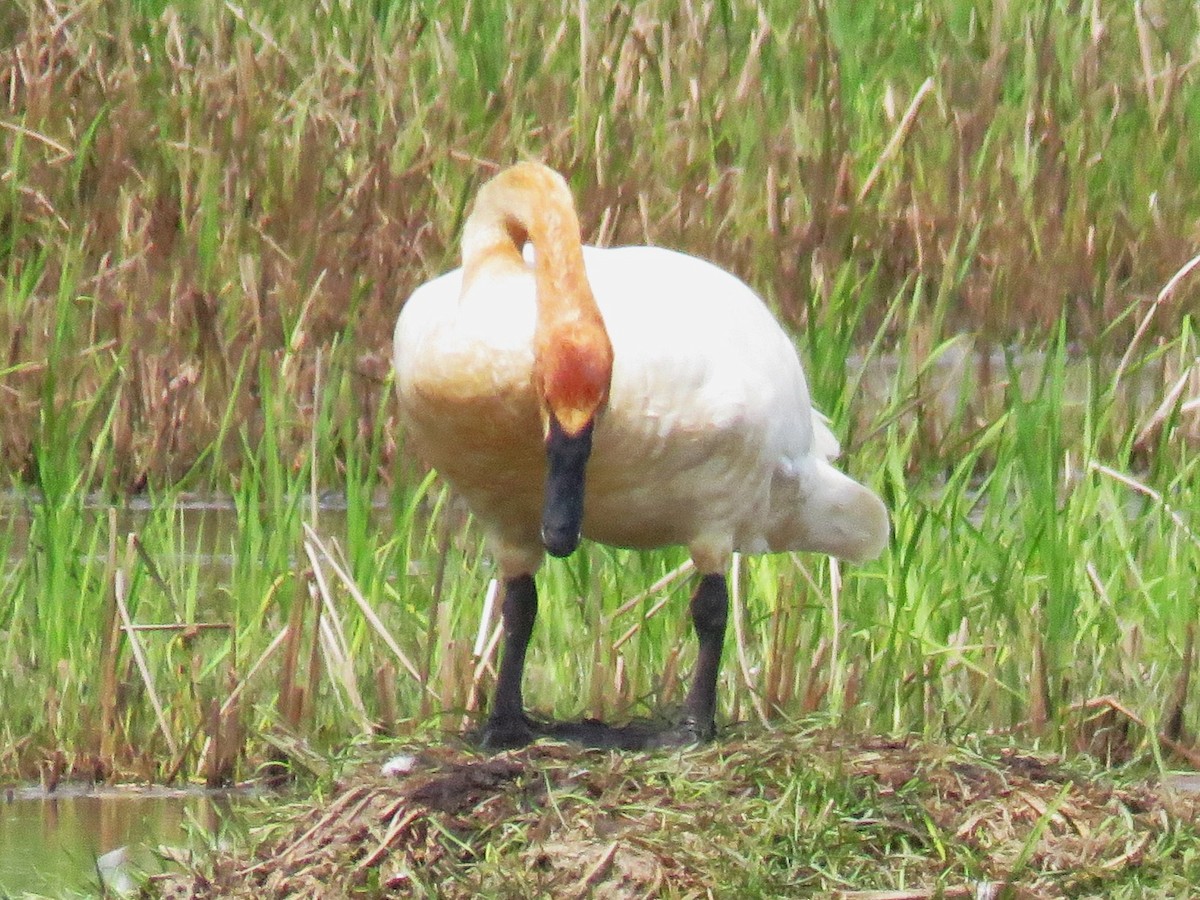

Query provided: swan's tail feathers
[812,462,889,562]
[773,461,890,563]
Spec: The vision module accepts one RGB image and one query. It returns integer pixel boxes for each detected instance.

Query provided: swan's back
[576,246,887,563]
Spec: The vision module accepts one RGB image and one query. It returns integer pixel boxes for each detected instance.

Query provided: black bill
[541,417,593,557]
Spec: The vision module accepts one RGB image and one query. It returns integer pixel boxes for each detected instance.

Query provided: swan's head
[535,317,613,558]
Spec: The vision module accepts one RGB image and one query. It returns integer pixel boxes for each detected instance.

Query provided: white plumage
[392,162,887,748]
[395,244,887,575]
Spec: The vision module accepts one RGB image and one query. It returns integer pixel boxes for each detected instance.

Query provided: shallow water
[0,784,248,897]
[0,491,238,576]
[0,492,351,895]
[0,489,383,567]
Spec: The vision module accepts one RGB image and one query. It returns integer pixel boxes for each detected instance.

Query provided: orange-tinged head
[535,315,614,437]
[537,317,610,558]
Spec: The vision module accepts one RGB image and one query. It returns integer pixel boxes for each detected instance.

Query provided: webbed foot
[643,714,716,749]
[540,714,716,751]
[477,712,542,750]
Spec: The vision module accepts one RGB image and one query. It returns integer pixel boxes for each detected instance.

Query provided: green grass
[0,0,1198,868]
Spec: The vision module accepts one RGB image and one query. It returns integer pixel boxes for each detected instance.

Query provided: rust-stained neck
[462,163,613,436]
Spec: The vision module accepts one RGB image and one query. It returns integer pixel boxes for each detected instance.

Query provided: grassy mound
[157,731,1200,898]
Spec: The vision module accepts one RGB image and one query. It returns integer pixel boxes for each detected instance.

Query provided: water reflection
[0,490,386,567]
[0,785,246,896]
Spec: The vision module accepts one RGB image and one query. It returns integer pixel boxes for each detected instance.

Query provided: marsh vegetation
[2,0,1200,893]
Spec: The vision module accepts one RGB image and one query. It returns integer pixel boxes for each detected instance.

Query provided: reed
[0,0,1198,789]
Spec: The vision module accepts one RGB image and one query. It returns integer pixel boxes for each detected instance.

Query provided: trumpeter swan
[394,162,888,748]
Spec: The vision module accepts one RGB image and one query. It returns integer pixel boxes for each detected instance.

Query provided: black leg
[481,574,540,749]
[680,573,729,742]
[480,571,729,752]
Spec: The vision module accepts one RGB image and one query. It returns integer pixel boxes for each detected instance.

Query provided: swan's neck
[461,163,613,436]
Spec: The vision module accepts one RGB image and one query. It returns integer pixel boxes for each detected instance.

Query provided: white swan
[394,162,888,747]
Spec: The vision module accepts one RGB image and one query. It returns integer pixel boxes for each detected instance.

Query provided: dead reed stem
[114,534,179,758]
[303,524,425,685]
[99,508,121,771]
[857,76,936,204]
[729,554,770,728]
[1114,251,1200,388]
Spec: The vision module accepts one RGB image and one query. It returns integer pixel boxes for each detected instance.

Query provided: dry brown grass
[2,0,1199,486]
[155,732,1200,898]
